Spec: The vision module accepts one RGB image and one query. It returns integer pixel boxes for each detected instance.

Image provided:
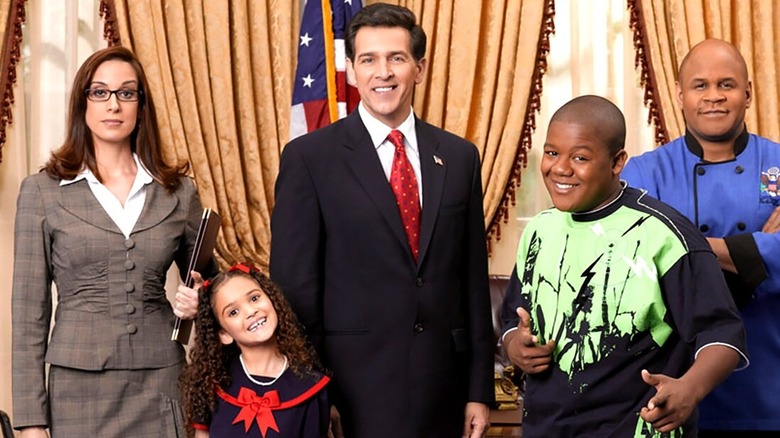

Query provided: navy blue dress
[194,357,329,438]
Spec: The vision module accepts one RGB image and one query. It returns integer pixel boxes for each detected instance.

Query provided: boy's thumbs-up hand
[504,307,556,374]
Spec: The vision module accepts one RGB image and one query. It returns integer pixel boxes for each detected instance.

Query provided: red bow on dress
[231,387,281,436]
[215,376,330,436]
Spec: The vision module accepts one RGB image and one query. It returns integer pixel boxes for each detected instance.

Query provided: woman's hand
[174,271,204,320]
[19,426,49,438]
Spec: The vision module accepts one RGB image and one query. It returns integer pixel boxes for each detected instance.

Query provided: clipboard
[172,208,221,343]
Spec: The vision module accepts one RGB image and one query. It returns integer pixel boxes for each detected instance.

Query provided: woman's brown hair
[43,46,187,191]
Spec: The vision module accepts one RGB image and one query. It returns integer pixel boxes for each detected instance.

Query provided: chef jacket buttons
[700,224,709,233]
[735,165,744,174]
[737,222,746,231]
[696,167,706,176]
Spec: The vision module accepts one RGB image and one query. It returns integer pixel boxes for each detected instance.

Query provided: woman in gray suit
[12,46,209,437]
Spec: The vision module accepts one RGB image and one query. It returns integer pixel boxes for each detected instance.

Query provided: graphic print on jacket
[520,216,681,384]
[517,199,694,437]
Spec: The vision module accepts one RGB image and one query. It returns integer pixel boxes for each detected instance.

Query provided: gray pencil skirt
[48,364,185,438]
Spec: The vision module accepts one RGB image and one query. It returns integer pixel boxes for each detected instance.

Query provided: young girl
[181,263,329,438]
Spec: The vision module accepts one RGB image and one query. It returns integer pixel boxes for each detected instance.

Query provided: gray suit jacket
[12,172,204,428]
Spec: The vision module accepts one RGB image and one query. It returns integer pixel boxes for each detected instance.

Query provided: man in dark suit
[270,3,494,437]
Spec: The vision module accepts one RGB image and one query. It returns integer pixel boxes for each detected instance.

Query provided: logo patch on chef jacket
[760,166,780,204]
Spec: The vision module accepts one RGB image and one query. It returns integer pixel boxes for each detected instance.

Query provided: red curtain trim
[0,0,27,163]
[99,0,122,47]
[485,0,555,255]
[627,0,669,146]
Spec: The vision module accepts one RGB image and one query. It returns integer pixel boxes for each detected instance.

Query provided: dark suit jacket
[12,172,205,429]
[270,111,494,438]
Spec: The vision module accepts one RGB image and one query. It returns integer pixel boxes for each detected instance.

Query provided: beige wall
[1,114,26,422]
[1,1,105,426]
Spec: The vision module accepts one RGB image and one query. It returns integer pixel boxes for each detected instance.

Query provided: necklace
[239,354,288,387]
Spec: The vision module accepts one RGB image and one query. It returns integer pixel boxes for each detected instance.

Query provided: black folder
[172,208,221,343]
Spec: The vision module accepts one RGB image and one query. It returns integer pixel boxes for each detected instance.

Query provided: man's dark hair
[345,3,427,62]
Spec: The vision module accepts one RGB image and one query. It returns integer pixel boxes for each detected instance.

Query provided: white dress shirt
[357,102,423,204]
[60,153,153,238]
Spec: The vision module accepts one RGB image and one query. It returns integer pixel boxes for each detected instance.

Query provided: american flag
[290,0,363,141]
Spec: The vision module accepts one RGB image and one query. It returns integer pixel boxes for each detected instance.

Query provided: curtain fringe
[627,0,668,146]
[0,0,27,163]
[100,0,122,47]
[486,0,555,256]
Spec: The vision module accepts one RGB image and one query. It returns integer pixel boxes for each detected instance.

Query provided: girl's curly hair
[180,263,323,437]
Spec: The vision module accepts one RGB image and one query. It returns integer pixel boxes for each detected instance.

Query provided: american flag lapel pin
[433,155,444,166]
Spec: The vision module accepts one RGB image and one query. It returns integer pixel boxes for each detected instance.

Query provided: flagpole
[321,0,339,124]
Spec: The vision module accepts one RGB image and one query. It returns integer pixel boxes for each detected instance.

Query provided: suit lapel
[133,182,179,233]
[343,112,415,265]
[415,119,445,271]
[58,180,123,235]
[57,179,179,236]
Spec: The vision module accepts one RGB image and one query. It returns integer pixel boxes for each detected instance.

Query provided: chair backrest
[488,275,511,341]
[0,410,13,438]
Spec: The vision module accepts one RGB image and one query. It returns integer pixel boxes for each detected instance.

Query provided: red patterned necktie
[387,129,421,262]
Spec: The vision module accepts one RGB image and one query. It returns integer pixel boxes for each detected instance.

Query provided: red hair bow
[229,262,261,275]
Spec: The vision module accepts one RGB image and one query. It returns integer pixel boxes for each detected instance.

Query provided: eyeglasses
[84,88,142,102]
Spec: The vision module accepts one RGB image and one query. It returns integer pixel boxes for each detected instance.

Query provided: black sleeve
[723,233,767,308]
[500,266,523,335]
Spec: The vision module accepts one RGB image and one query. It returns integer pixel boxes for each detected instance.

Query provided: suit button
[416,277,423,287]
[700,224,709,233]
[735,165,744,174]
[737,222,746,231]
[127,324,138,334]
[124,260,135,270]
[414,323,424,333]
[125,283,135,292]
[696,167,706,176]
[125,304,135,314]
[124,238,135,249]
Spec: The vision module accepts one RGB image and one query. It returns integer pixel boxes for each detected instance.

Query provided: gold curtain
[0,0,26,163]
[103,0,552,263]
[629,0,780,145]
[375,0,555,245]
[102,0,300,270]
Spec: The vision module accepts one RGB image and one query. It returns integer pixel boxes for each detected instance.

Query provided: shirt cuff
[500,327,518,346]
[723,233,767,290]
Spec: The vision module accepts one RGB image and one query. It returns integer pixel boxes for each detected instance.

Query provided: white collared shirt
[60,153,153,238]
[357,102,423,203]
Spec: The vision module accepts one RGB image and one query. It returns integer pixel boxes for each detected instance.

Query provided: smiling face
[85,59,140,150]
[676,40,752,147]
[346,26,426,128]
[213,275,279,351]
[541,120,627,213]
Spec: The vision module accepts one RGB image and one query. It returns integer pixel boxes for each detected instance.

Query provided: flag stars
[300,32,313,47]
[302,74,315,88]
